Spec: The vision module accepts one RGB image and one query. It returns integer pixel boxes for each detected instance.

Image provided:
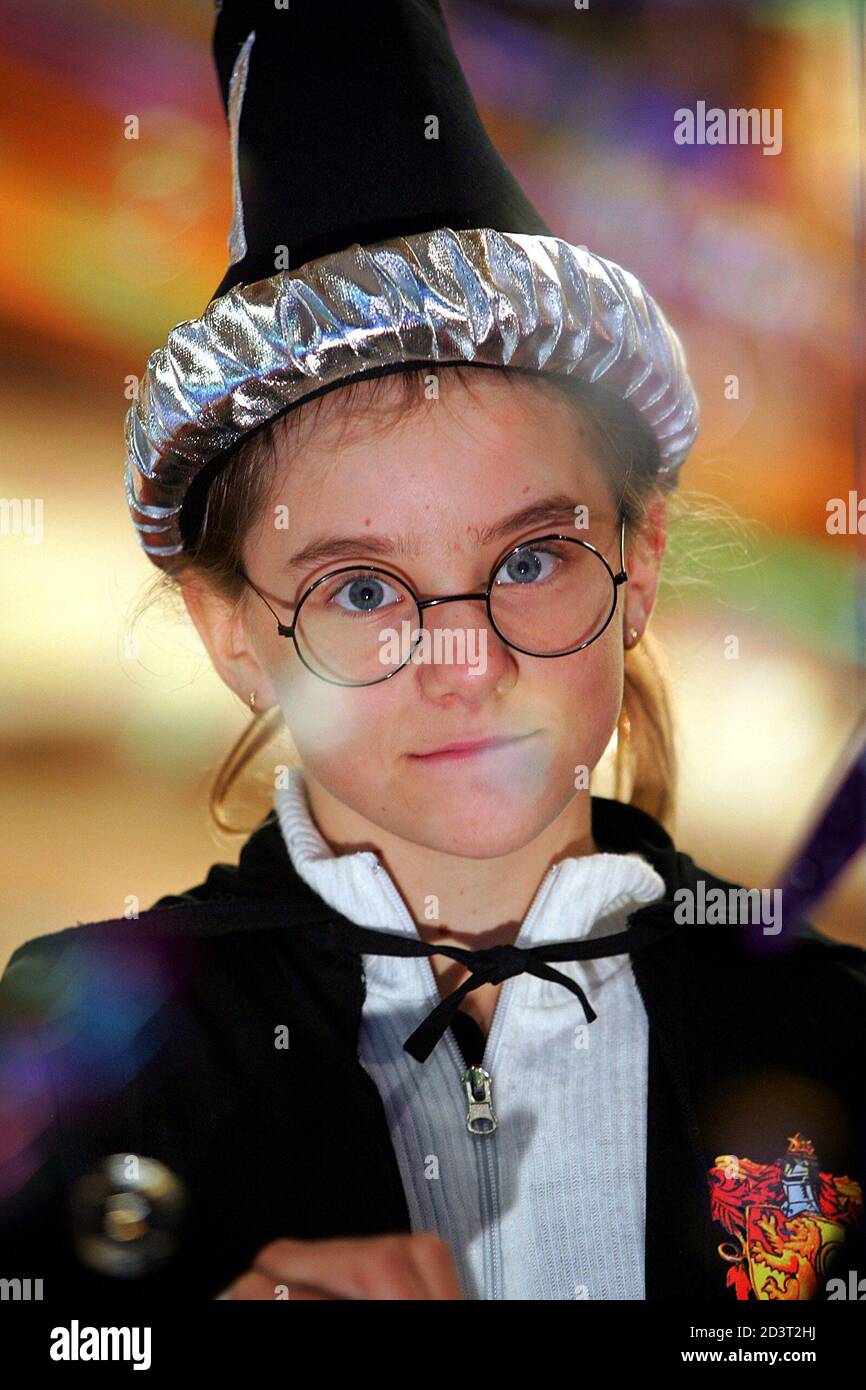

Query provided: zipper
[442,1011,504,1298]
[370,856,561,1301]
[461,1063,497,1136]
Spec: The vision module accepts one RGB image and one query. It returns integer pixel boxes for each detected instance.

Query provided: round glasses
[240,518,628,687]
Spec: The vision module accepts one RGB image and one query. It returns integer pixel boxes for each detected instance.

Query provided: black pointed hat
[125,0,698,570]
[210,0,553,300]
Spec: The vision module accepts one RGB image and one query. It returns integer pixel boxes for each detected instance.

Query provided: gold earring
[249,690,257,711]
[626,626,639,648]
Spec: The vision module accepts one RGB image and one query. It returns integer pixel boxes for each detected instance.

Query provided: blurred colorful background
[1,0,863,962]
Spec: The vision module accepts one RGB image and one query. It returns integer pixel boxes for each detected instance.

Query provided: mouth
[408,733,537,763]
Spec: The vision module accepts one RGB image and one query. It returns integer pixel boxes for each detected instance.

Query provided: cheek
[273,659,400,770]
[529,631,623,733]
[517,638,623,797]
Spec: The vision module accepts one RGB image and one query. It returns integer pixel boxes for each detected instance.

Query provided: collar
[195,774,692,1062]
[273,767,667,1006]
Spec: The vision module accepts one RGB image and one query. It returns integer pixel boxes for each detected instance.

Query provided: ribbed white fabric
[273,768,667,1300]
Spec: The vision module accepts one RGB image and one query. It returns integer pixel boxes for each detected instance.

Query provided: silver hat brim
[124,226,699,570]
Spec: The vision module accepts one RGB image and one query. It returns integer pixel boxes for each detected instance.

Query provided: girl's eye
[494,546,561,587]
[328,573,405,615]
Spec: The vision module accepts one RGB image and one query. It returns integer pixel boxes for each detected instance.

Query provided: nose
[412,595,517,702]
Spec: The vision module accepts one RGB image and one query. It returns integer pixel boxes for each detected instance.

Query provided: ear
[623,492,667,642]
[180,574,278,710]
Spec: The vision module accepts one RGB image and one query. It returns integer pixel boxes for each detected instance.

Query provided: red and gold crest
[707,1133,864,1300]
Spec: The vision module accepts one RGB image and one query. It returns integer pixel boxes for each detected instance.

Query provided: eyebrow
[280,493,597,577]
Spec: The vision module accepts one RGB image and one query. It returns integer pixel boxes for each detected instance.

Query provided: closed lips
[410,735,532,758]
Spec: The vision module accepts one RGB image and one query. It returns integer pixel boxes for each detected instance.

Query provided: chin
[427,828,546,860]
[389,797,560,860]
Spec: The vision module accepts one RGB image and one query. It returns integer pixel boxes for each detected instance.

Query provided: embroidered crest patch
[708,1133,864,1300]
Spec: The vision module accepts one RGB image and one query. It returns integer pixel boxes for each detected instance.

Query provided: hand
[218,1232,464,1300]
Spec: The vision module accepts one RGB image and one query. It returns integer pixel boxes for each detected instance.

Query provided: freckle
[364,517,372,527]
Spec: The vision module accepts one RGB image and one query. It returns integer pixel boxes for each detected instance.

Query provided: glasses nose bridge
[417,589,490,616]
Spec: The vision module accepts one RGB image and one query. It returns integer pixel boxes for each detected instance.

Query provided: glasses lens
[489,539,615,655]
[295,569,421,684]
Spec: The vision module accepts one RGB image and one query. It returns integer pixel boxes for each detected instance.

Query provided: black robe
[1,796,864,1301]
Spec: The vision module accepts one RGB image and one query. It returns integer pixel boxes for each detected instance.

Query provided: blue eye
[329,573,405,615]
[494,546,560,586]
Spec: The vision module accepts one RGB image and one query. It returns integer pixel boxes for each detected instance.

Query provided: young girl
[1,0,863,1304]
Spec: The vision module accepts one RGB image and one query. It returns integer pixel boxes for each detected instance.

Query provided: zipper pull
[461,1065,498,1137]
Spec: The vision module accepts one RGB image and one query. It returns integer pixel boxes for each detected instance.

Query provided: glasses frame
[240,516,628,687]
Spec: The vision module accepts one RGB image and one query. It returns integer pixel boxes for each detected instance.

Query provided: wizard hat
[125,0,699,571]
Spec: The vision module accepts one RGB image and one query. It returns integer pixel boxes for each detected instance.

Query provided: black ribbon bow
[337,916,678,1063]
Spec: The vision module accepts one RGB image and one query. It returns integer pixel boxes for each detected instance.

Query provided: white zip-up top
[274,768,667,1300]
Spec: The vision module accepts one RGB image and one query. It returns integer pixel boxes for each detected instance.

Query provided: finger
[220,1270,340,1301]
[222,1270,284,1300]
[254,1235,428,1300]
[253,1235,429,1300]
[403,1232,465,1300]
[280,1284,342,1300]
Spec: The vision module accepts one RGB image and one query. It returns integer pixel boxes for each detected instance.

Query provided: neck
[302,775,599,949]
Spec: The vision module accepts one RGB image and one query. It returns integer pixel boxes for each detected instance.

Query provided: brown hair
[133,363,691,835]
